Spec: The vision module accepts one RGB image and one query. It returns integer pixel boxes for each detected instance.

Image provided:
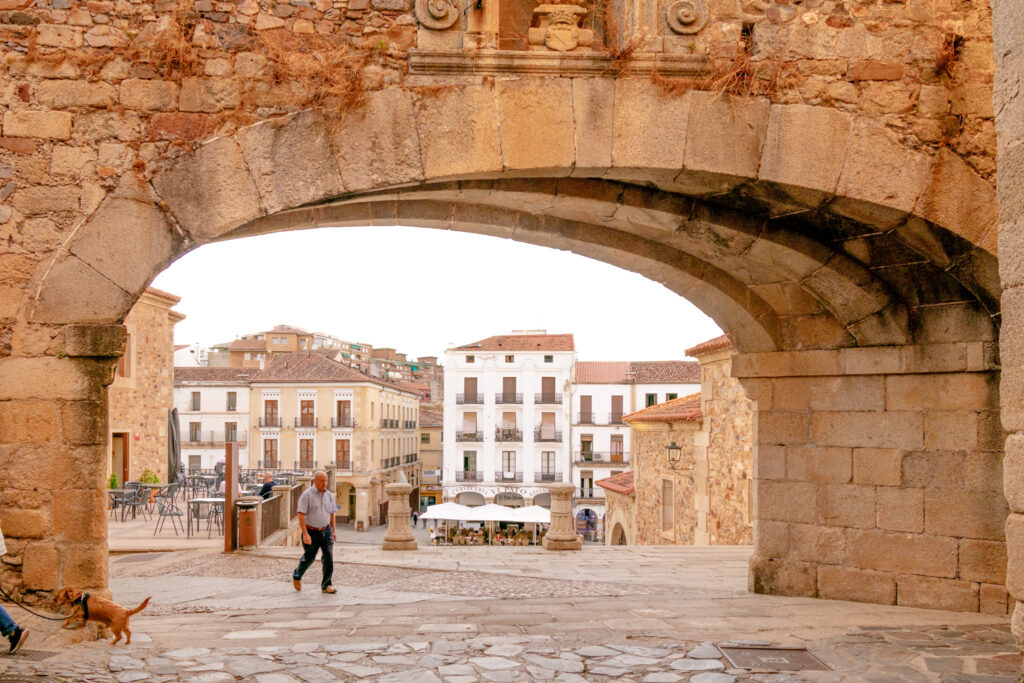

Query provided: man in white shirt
[292,471,337,594]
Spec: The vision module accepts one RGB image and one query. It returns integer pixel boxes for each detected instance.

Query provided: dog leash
[0,584,67,621]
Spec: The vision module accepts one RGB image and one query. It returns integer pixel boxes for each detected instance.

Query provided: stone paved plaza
[0,545,1018,682]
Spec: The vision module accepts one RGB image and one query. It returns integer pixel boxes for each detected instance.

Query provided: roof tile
[623,393,702,423]
[596,471,634,495]
[251,352,416,394]
[174,367,253,384]
[685,334,733,357]
[628,360,700,383]
[454,334,575,352]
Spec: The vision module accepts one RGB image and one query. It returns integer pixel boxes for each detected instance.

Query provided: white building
[570,360,699,539]
[174,367,253,471]
[442,333,575,508]
[173,343,208,367]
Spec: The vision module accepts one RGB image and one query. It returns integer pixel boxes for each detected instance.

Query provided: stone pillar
[326,465,336,492]
[273,484,292,530]
[297,475,312,495]
[382,482,417,550]
[543,482,582,550]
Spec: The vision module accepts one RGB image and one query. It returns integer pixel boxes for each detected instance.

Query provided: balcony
[183,431,248,448]
[575,488,605,499]
[456,470,483,482]
[331,416,356,428]
[404,453,418,463]
[456,393,484,404]
[576,412,595,424]
[380,418,400,429]
[294,417,318,428]
[536,471,562,482]
[495,393,523,404]
[575,413,627,425]
[336,460,353,471]
[382,456,402,469]
[534,428,562,442]
[534,392,562,404]
[495,428,523,442]
[574,450,630,464]
[494,471,524,482]
[608,412,626,424]
[259,416,281,428]
[456,431,484,442]
[405,420,416,429]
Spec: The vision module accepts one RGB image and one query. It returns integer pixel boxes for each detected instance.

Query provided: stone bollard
[382,482,417,550]
[273,484,292,531]
[542,482,582,551]
[326,465,336,492]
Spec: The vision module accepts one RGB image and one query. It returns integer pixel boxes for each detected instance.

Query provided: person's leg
[0,606,16,636]
[319,530,334,591]
[293,536,319,585]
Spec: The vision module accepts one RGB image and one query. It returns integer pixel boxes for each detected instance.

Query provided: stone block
[756,480,817,524]
[119,78,178,111]
[886,373,996,412]
[980,584,1010,615]
[818,565,895,605]
[496,78,574,176]
[875,486,923,533]
[749,555,816,597]
[62,324,126,358]
[731,350,840,378]
[1008,514,1024,599]
[916,149,997,246]
[923,411,979,451]
[960,539,1007,584]
[11,185,80,214]
[51,490,107,541]
[753,519,789,556]
[22,542,58,590]
[897,575,979,612]
[838,346,901,375]
[812,411,923,449]
[848,60,904,81]
[1002,364,1024,434]
[785,446,851,483]
[852,448,902,486]
[0,508,49,539]
[925,489,1007,541]
[571,78,614,175]
[2,110,72,139]
[237,111,345,215]
[148,112,217,141]
[59,401,105,447]
[332,88,423,193]
[684,91,769,179]
[755,444,785,480]
[951,83,996,117]
[30,254,133,325]
[611,79,690,175]
[758,411,809,445]
[0,357,105,401]
[1005,434,1024,513]
[36,80,117,109]
[51,145,97,176]
[848,529,957,577]
[771,376,884,412]
[35,23,82,47]
[902,451,964,489]
[759,104,851,195]
[789,523,845,564]
[414,84,502,180]
[61,543,108,589]
[963,450,1002,493]
[151,136,262,241]
[817,484,875,528]
[0,400,59,443]
[179,77,241,113]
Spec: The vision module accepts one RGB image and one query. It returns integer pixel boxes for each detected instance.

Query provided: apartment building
[173,367,252,471]
[570,360,699,539]
[442,333,575,508]
[418,407,443,510]
[249,351,421,530]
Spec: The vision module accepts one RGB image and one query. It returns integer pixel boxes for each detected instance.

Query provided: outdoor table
[107,488,129,519]
[186,497,226,538]
[137,482,168,513]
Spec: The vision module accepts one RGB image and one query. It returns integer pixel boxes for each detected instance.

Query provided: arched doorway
[456,491,486,507]
[611,523,628,546]
[576,508,599,542]
[532,493,551,509]
[495,492,525,508]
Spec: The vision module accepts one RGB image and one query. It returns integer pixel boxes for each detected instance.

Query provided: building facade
[173,367,252,471]
[443,333,575,508]
[248,352,421,529]
[418,407,443,510]
[108,287,184,484]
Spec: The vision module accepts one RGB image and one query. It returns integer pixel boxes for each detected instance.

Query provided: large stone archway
[0,0,1009,625]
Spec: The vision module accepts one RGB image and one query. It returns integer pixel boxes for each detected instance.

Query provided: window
[646,393,657,407]
[541,451,555,473]
[465,355,475,363]
[579,395,593,424]
[189,422,201,442]
[225,422,237,442]
[264,399,278,426]
[300,400,315,427]
[191,391,201,411]
[421,433,430,444]
[610,435,624,462]
[264,439,278,468]
[502,451,516,473]
[667,393,678,401]
[336,439,351,467]
[299,438,314,469]
[116,333,132,378]
[226,391,237,411]
[580,435,593,458]
[661,479,674,532]
[544,355,553,363]
[505,355,514,363]
[463,451,477,472]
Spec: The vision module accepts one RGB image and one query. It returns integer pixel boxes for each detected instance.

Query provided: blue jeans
[0,605,17,636]
[293,527,334,590]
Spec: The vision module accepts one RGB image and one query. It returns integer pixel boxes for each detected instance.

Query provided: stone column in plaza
[543,482,582,550]
[382,475,417,550]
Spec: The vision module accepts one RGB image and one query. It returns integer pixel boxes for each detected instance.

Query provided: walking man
[292,471,337,594]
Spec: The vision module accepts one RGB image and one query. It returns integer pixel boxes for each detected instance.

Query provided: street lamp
[666,441,694,485]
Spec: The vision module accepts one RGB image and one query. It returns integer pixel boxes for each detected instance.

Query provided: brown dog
[55,587,151,645]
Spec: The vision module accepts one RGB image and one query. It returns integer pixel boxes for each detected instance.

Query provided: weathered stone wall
[741,345,1006,614]
[631,422,701,544]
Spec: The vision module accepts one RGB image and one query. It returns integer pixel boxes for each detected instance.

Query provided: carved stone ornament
[666,0,708,34]
[528,4,594,52]
[415,0,460,30]
[739,0,798,23]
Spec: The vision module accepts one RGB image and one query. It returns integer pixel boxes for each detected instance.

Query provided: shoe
[322,586,337,594]
[293,579,301,591]
[8,627,28,654]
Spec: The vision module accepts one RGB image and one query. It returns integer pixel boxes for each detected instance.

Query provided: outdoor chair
[191,500,223,538]
[121,485,150,522]
[153,496,185,535]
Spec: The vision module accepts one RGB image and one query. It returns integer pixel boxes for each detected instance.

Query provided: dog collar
[72,592,90,620]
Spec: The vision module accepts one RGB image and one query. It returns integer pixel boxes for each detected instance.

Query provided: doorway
[111,432,129,484]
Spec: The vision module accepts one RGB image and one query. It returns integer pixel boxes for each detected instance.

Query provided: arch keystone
[496,78,575,176]
[333,88,424,193]
[413,84,502,180]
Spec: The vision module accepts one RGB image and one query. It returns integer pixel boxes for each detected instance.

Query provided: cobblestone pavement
[0,547,1018,682]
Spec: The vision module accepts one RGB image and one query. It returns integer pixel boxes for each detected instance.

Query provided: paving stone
[602,654,662,667]
[610,645,672,657]
[255,675,300,683]
[115,672,151,682]
[372,654,420,665]
[409,642,430,651]
[526,664,556,680]
[292,642,320,652]
[522,654,585,673]
[643,674,683,683]
[554,674,589,683]
[183,663,226,672]
[669,658,725,672]
[328,652,365,663]
[482,672,518,682]
[590,667,630,676]
[225,656,287,676]
[293,666,341,682]
[165,648,212,660]
[223,630,279,639]
[577,646,619,657]
[108,656,145,671]
[186,674,234,683]
[377,669,442,683]
[418,624,478,634]
[470,656,520,670]
[326,664,383,678]
[438,663,475,675]
[689,674,735,683]
[486,644,525,657]
[445,677,476,683]
[325,642,388,653]
[417,654,458,667]
[560,652,583,661]
[688,642,721,659]
[387,643,411,653]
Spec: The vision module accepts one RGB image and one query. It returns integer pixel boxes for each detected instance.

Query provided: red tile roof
[419,409,443,428]
[623,393,702,423]
[454,334,575,352]
[685,334,733,357]
[267,324,311,335]
[596,471,634,495]
[251,352,415,394]
[226,339,266,352]
[628,360,700,383]
[575,361,630,383]
[173,367,253,384]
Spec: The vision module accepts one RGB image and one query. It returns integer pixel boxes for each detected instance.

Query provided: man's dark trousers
[293,527,333,590]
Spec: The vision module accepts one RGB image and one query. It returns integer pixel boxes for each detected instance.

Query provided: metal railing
[494,471,523,482]
[533,428,562,442]
[494,393,523,404]
[259,416,281,427]
[289,483,302,520]
[456,470,483,482]
[456,393,484,404]
[337,460,353,471]
[382,456,401,469]
[182,431,248,447]
[403,453,418,463]
[576,489,605,499]
[294,417,318,428]
[576,412,595,424]
[575,413,627,425]
[574,450,630,464]
[331,416,356,428]
[536,471,562,482]
[534,393,562,404]
[495,428,523,442]
[608,412,626,424]
[456,431,484,442]
[404,420,416,429]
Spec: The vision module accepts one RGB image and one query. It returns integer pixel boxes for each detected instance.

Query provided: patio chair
[153,496,185,535]
[121,485,150,522]
[191,500,223,538]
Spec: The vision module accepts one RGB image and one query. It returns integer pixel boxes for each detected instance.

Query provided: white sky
[151,226,723,361]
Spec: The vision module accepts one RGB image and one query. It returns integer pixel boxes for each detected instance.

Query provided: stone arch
[456,491,486,507]
[532,493,552,509]
[611,523,629,546]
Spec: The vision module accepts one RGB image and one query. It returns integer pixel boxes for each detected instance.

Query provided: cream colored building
[248,351,421,530]
[418,407,443,510]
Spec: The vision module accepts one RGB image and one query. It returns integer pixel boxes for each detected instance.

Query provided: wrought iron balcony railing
[534,428,562,442]
[494,471,524,482]
[259,416,281,428]
[331,416,356,428]
[534,392,562,404]
[495,393,523,404]
[456,431,484,442]
[294,417,318,428]
[456,393,484,404]
[573,450,630,464]
[536,471,562,482]
[456,470,483,482]
[495,428,523,442]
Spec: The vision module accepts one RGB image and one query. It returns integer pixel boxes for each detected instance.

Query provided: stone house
[107,287,184,485]
[598,335,754,546]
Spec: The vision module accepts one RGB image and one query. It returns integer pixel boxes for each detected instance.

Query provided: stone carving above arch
[666,0,708,35]
[415,0,461,30]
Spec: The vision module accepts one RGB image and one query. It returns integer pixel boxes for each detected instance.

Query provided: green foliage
[108,472,119,489]
[140,468,160,484]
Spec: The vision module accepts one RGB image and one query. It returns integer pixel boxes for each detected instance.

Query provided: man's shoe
[293,579,301,591]
[8,627,28,654]
[322,586,337,594]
